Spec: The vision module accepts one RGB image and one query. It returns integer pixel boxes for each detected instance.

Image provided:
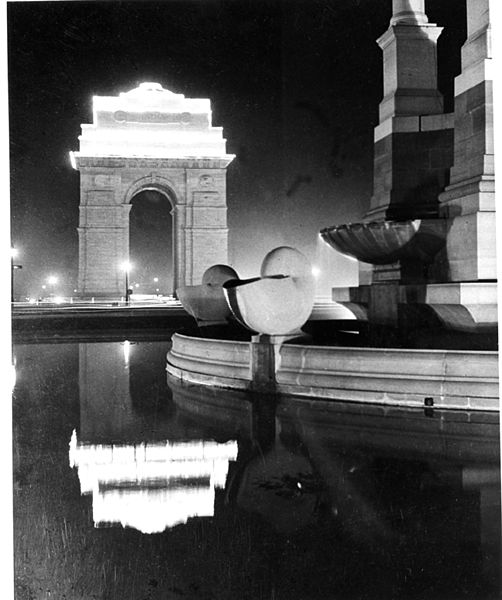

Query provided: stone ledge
[455,59,494,96]
[374,113,454,142]
[166,333,499,411]
[425,282,497,305]
[420,113,455,131]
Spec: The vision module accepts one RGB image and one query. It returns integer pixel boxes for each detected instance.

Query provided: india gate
[70,82,235,298]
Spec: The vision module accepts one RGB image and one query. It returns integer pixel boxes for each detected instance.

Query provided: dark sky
[8,0,466,297]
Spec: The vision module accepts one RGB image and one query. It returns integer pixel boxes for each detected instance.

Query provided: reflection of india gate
[70,82,235,298]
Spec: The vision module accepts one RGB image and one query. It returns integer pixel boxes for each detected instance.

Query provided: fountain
[166,0,498,411]
[321,0,497,349]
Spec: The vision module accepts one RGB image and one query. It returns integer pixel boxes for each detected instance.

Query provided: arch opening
[129,189,174,297]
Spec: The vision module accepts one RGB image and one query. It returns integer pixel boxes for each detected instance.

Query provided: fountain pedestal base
[332,281,497,345]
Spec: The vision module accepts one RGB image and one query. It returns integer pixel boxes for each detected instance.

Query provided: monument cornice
[73,154,235,170]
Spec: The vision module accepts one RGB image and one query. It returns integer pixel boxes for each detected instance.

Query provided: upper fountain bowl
[320,219,447,265]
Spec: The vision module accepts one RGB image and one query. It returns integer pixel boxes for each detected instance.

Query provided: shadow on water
[12,338,501,600]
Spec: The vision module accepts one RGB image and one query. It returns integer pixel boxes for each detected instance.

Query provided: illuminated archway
[71,83,235,298]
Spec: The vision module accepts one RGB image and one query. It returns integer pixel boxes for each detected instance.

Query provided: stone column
[377,0,443,123]
[439,0,495,281]
[367,0,446,222]
[183,169,230,285]
[77,203,131,298]
[173,203,186,294]
[390,0,428,26]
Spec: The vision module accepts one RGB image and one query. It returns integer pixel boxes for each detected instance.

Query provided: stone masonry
[71,83,235,298]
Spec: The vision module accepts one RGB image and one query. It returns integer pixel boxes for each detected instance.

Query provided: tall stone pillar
[379,0,443,121]
[439,0,495,281]
[77,178,131,298]
[390,0,428,25]
[367,0,450,222]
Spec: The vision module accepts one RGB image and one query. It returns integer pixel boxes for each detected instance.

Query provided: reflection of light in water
[69,430,237,534]
[122,340,130,366]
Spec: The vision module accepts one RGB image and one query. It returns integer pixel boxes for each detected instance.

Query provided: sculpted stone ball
[202,265,239,286]
[260,246,312,278]
[224,246,316,336]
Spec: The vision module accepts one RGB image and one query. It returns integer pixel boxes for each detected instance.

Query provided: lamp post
[11,248,22,303]
[122,262,132,305]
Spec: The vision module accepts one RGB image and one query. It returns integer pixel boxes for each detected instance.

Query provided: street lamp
[46,275,59,301]
[11,248,22,303]
[121,261,132,305]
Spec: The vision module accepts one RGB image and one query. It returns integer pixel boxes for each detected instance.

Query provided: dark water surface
[13,337,501,600]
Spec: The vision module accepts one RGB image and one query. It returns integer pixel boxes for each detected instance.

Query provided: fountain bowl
[320,219,447,265]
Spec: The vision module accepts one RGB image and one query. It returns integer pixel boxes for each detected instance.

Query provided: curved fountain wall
[166,333,499,411]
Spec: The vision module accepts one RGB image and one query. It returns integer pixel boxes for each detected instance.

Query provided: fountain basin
[166,333,499,410]
[320,219,447,265]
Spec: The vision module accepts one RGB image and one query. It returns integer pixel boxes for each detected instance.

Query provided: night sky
[8,0,466,297]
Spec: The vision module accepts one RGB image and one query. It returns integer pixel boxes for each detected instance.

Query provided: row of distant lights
[13,251,163,303]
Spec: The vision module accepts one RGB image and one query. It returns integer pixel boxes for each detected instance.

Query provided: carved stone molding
[75,155,234,170]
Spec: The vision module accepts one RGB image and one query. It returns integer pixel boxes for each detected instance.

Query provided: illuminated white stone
[74,82,233,160]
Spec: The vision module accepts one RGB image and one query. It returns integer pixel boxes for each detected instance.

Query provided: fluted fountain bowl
[320,219,447,265]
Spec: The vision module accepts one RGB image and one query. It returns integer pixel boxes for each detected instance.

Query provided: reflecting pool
[13,337,501,599]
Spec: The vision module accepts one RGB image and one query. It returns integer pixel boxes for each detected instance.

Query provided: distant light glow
[153,277,159,282]
[41,285,46,290]
[11,247,18,259]
[47,276,58,285]
[53,296,64,304]
[69,151,77,170]
[135,283,140,288]
[29,298,37,305]
[311,266,321,278]
[121,261,132,273]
